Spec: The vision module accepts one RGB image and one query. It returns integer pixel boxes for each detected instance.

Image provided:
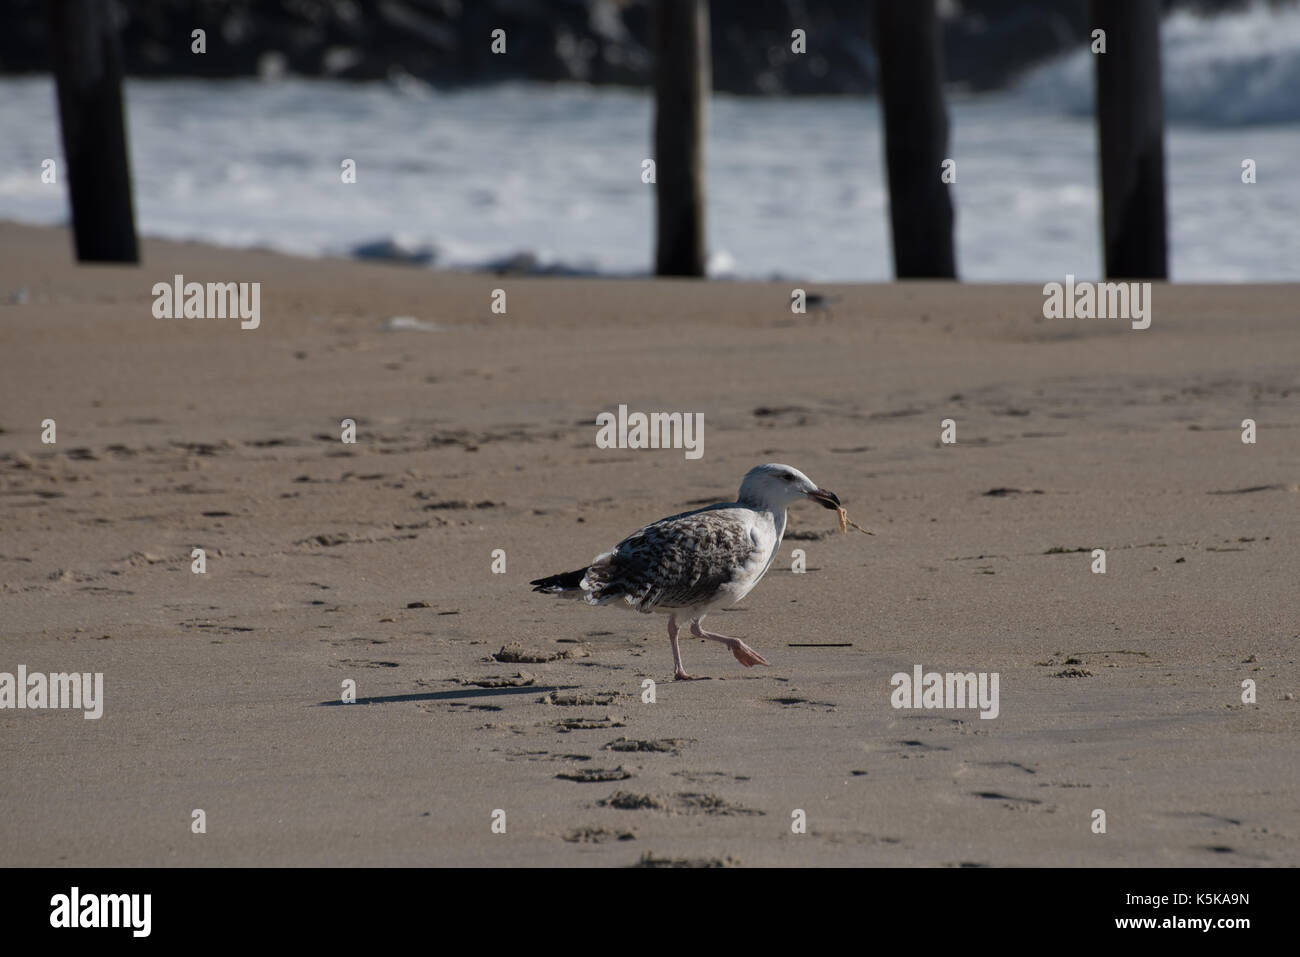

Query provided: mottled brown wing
[584,509,758,612]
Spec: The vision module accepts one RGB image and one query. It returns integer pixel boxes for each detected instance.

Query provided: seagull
[803,291,839,320]
[530,464,842,680]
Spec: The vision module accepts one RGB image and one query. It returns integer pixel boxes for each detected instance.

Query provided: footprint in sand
[460,673,535,688]
[671,769,750,784]
[564,827,635,844]
[632,852,737,868]
[603,737,690,754]
[333,659,399,669]
[555,715,626,732]
[896,739,950,753]
[767,695,837,712]
[496,643,590,664]
[970,791,1046,811]
[556,767,633,783]
[542,691,621,707]
[599,790,763,816]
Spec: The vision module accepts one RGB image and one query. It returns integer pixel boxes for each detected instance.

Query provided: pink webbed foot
[690,620,770,670]
[727,639,770,669]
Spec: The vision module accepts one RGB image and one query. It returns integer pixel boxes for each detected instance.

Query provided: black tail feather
[530,568,587,592]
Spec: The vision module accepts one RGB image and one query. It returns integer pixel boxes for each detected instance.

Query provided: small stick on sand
[836,505,873,536]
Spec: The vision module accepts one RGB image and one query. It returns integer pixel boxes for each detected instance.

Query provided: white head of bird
[737,463,841,512]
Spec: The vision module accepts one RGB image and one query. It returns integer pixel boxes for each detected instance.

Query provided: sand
[0,221,1296,867]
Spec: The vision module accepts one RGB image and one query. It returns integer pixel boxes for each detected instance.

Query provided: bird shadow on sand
[316,684,580,707]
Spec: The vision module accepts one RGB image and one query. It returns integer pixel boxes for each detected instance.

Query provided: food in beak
[807,487,872,535]
[810,488,841,511]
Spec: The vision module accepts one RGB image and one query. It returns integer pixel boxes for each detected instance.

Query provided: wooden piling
[47,0,139,263]
[652,0,709,277]
[1092,0,1167,279]
[871,0,956,279]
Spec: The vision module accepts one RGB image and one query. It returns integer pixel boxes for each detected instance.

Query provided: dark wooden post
[47,0,139,263]
[652,0,709,277]
[871,0,956,279]
[1092,0,1167,279]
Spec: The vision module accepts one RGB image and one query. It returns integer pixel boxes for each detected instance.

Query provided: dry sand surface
[1,221,1296,867]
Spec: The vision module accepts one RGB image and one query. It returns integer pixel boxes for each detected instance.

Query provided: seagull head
[738,463,841,512]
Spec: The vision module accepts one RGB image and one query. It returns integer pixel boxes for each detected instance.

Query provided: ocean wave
[1020,2,1300,125]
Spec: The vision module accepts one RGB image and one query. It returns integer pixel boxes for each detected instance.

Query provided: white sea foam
[1023,1,1300,125]
[0,4,1295,282]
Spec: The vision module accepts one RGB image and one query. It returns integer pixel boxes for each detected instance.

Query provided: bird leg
[668,613,705,680]
[690,618,770,669]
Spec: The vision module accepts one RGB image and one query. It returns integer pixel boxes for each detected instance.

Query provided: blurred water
[1,5,1296,281]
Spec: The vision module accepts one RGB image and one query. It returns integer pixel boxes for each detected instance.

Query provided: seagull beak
[807,487,841,511]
